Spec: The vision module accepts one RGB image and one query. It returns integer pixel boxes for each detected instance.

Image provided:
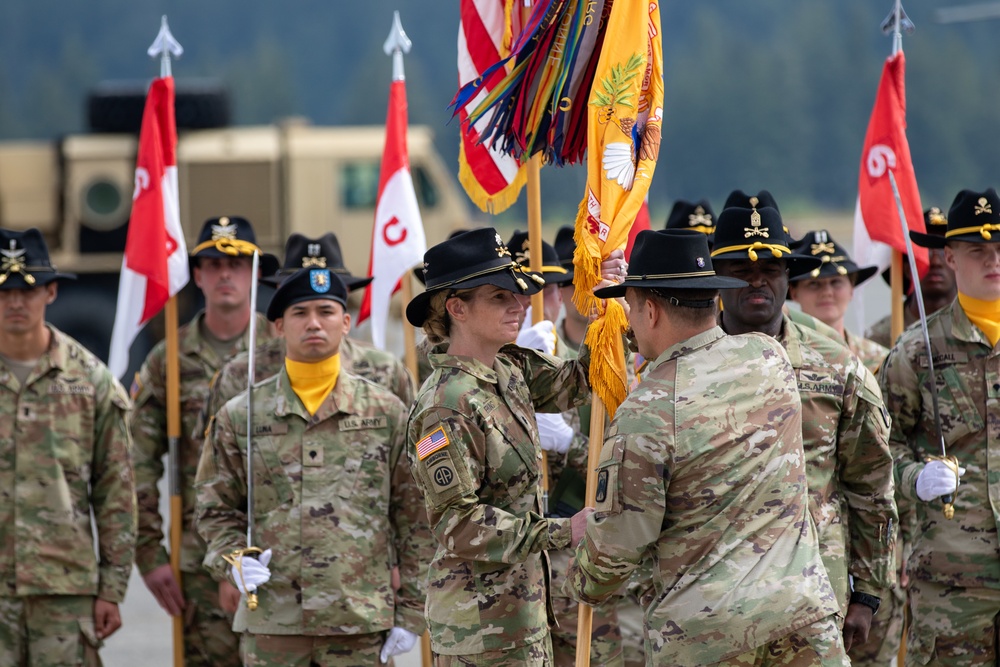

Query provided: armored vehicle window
[341,162,379,209]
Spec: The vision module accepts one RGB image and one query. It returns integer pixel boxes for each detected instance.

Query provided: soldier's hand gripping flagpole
[221,250,265,607]
[888,171,960,519]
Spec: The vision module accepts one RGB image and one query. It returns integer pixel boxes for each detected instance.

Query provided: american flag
[416,427,450,460]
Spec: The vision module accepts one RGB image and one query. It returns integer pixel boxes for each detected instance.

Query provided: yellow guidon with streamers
[573,0,663,416]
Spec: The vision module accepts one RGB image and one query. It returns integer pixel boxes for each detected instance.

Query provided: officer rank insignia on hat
[302,243,327,268]
[309,269,331,293]
[0,239,31,285]
[809,231,836,256]
[496,233,511,258]
[416,426,450,460]
[211,218,238,241]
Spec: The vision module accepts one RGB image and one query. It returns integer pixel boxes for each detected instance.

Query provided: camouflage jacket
[204,336,414,429]
[0,327,135,602]
[407,344,591,655]
[195,368,432,635]
[786,307,850,349]
[130,311,274,574]
[880,300,1000,589]
[566,328,840,666]
[778,316,897,608]
[415,336,435,387]
[845,328,889,375]
[866,308,917,349]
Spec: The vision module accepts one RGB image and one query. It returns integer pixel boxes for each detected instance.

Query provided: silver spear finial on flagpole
[881,0,915,55]
[383,11,412,83]
[148,15,184,78]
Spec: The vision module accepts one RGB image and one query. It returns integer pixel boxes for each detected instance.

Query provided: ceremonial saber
[888,170,958,519]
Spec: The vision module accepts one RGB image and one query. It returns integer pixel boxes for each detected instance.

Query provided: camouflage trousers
[434,636,553,666]
[616,595,645,667]
[242,631,388,667]
[550,594,622,666]
[718,614,849,667]
[0,595,101,667]
[847,580,906,666]
[905,579,1000,666]
[181,569,241,666]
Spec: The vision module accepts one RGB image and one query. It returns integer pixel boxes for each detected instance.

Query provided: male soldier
[131,216,277,665]
[0,228,136,664]
[711,204,898,651]
[567,228,847,666]
[880,188,1000,666]
[196,267,432,666]
[866,206,956,348]
[203,232,414,436]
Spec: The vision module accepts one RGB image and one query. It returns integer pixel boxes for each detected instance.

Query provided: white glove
[230,548,272,595]
[380,627,419,663]
[916,460,965,502]
[536,413,574,454]
[517,320,556,355]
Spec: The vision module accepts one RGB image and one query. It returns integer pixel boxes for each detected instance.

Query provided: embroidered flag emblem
[416,426,450,460]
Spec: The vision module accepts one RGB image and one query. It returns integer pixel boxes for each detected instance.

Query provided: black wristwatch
[850,591,881,615]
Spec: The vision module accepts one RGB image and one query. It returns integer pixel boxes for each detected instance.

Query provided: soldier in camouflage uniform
[866,207,956,348]
[567,229,846,666]
[881,188,1000,666]
[711,204,898,651]
[0,228,136,665]
[405,228,627,665]
[131,216,277,666]
[196,268,433,666]
[788,230,888,373]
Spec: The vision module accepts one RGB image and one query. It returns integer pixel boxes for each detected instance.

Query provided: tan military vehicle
[0,85,467,374]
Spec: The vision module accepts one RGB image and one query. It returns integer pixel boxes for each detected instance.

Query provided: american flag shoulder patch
[416,426,450,461]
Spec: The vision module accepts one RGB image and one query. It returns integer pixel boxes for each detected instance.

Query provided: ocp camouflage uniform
[195,367,432,663]
[786,307,850,349]
[880,300,1000,665]
[865,309,917,349]
[407,344,591,664]
[775,315,898,615]
[844,329,889,375]
[131,310,274,666]
[0,327,136,665]
[566,328,846,666]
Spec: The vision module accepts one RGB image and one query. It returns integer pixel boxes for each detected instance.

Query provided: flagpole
[147,15,187,667]
[889,0,906,345]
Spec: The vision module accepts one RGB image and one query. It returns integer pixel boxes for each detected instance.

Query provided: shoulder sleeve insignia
[415,426,450,460]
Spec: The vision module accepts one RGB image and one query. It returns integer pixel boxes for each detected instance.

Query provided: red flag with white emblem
[853,51,928,277]
[108,76,188,377]
[357,78,427,349]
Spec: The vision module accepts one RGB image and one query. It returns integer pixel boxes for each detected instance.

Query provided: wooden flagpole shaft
[526,149,551,513]
[890,250,904,343]
[164,296,185,667]
[574,394,607,667]
[400,275,420,381]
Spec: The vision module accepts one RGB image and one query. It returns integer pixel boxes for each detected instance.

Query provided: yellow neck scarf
[285,353,341,415]
[959,292,1000,347]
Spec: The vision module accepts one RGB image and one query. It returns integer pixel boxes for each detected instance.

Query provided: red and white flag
[357,78,427,350]
[457,0,526,213]
[108,76,189,378]
[852,51,928,278]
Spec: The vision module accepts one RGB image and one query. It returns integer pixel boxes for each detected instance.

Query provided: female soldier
[406,227,623,666]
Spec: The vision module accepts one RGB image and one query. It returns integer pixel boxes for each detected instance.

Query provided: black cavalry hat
[190,215,279,276]
[664,200,716,235]
[723,189,780,214]
[413,228,482,286]
[268,233,373,291]
[594,229,746,299]
[553,225,576,281]
[405,227,544,327]
[880,206,949,289]
[266,267,348,321]
[911,188,1000,248]
[0,227,76,290]
[507,230,571,285]
[789,230,878,285]
[711,205,822,278]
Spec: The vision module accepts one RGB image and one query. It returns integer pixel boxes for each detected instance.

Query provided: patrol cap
[405,227,543,327]
[594,229,745,299]
[553,225,576,281]
[266,268,348,321]
[268,232,373,291]
[911,188,1000,248]
[0,227,76,290]
[789,230,878,285]
[880,206,949,289]
[664,200,716,235]
[507,230,571,286]
[190,215,279,276]
[711,205,822,278]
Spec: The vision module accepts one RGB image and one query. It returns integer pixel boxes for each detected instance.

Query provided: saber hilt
[222,546,263,610]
